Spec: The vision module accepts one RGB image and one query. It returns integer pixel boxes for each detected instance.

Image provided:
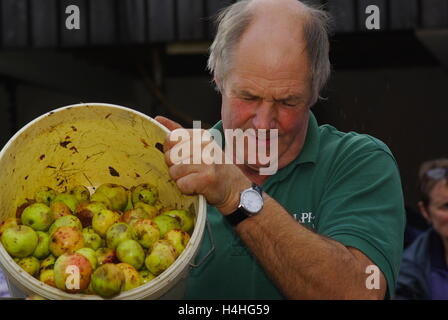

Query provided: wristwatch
[225,183,264,227]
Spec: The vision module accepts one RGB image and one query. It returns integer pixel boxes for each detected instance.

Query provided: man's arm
[233,192,387,299]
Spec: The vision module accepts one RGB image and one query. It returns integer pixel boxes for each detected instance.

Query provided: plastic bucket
[0,103,207,299]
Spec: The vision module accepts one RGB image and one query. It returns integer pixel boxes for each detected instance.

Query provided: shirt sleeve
[315,137,406,299]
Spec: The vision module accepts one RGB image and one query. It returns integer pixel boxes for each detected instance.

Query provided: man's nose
[252,100,277,130]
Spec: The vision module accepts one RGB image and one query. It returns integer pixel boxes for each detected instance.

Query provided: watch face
[241,189,263,214]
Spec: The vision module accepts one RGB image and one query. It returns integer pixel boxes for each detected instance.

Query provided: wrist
[218,176,252,216]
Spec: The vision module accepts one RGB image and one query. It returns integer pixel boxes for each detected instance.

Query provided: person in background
[396,158,448,299]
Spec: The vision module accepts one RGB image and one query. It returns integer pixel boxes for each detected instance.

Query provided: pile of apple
[0,183,194,298]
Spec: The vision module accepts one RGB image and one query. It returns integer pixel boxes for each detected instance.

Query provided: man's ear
[418,201,431,223]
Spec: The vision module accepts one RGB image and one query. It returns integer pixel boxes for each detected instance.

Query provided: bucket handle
[189,219,215,268]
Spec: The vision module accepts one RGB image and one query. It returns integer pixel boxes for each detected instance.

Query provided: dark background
[0,0,447,221]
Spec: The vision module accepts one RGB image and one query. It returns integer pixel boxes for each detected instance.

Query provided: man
[156,0,405,299]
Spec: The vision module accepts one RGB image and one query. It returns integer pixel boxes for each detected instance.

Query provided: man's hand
[155,116,250,215]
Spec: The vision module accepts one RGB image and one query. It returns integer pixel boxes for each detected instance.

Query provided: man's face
[220,18,312,171]
[425,180,448,240]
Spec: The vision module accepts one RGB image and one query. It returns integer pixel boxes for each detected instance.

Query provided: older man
[156,0,404,299]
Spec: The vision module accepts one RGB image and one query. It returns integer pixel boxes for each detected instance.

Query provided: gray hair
[208,0,332,106]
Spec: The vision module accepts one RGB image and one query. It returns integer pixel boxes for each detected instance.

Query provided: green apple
[51,193,78,213]
[33,231,50,259]
[116,239,145,270]
[121,207,149,225]
[131,183,158,206]
[117,263,141,291]
[76,247,98,270]
[130,219,160,249]
[40,254,56,272]
[18,256,40,276]
[82,227,103,250]
[1,225,38,258]
[49,226,84,257]
[106,223,133,250]
[144,240,176,276]
[163,229,190,257]
[69,185,90,202]
[91,263,125,298]
[75,201,108,228]
[134,202,158,219]
[39,269,56,287]
[21,203,54,231]
[94,183,128,211]
[48,215,83,235]
[90,192,112,209]
[153,215,181,237]
[96,247,118,265]
[162,209,195,234]
[34,186,57,206]
[92,209,121,238]
[0,218,19,237]
[139,269,155,284]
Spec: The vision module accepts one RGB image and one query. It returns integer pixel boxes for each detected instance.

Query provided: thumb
[155,116,183,131]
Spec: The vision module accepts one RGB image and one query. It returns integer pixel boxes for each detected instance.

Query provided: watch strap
[225,183,263,227]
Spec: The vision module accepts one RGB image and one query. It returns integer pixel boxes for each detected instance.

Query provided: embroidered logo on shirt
[293,212,315,229]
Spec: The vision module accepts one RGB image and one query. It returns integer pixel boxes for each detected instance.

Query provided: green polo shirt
[184,111,405,299]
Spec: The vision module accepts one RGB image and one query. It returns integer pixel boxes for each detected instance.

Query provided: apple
[91,263,125,298]
[54,253,92,293]
[153,215,181,237]
[1,225,38,258]
[16,199,35,223]
[144,240,176,276]
[40,254,56,272]
[49,226,84,257]
[39,269,56,287]
[34,186,57,206]
[0,217,19,237]
[163,229,190,257]
[50,201,72,220]
[51,193,78,213]
[116,239,145,270]
[130,219,159,249]
[96,248,118,265]
[106,223,133,250]
[75,201,107,228]
[21,203,54,231]
[121,207,149,225]
[76,247,98,270]
[18,256,40,276]
[92,209,121,238]
[33,231,50,259]
[82,227,103,250]
[139,270,155,284]
[116,263,141,291]
[131,183,158,206]
[69,185,90,203]
[133,202,158,219]
[90,192,112,209]
[94,183,128,211]
[162,209,195,234]
[48,215,83,235]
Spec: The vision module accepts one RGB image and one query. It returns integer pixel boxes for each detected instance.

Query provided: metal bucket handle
[189,219,215,268]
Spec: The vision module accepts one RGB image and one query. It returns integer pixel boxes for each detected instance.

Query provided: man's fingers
[175,173,200,195]
[155,116,183,131]
[169,163,202,180]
